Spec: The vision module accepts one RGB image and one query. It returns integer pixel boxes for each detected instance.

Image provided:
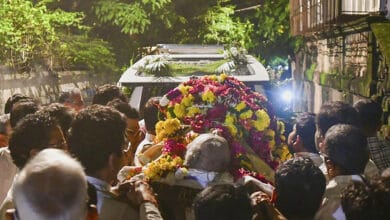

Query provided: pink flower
[234,168,272,184]
[163,139,186,156]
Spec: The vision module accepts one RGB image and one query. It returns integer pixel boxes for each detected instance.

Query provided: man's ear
[324,157,337,178]
[293,135,302,147]
[318,135,326,152]
[108,153,121,170]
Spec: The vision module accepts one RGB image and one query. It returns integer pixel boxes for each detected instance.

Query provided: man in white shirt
[69,105,162,220]
[134,97,161,166]
[315,124,370,220]
[315,101,379,180]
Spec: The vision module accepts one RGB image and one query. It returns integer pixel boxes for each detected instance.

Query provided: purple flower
[231,141,246,155]
[207,104,227,121]
[166,89,182,100]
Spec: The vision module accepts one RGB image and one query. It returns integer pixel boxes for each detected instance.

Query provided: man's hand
[251,191,286,220]
[239,175,274,196]
[126,180,158,207]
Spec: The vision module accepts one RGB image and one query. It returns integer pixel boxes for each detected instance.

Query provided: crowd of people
[0,84,389,220]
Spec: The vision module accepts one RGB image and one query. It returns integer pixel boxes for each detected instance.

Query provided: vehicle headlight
[281,90,293,103]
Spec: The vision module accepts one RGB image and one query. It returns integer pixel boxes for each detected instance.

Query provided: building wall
[292,22,378,113]
[0,65,116,112]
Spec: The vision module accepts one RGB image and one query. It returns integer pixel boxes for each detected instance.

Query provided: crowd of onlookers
[0,84,389,220]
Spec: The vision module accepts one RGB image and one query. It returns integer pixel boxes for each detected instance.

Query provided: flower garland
[144,155,185,181]
[143,74,291,182]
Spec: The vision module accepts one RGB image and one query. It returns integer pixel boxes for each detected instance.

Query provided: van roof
[118,54,269,87]
[156,44,224,54]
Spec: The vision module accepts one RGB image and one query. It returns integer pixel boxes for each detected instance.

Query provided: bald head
[13,149,87,220]
[184,133,231,172]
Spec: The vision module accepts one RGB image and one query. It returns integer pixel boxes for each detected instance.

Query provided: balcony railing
[290,0,383,36]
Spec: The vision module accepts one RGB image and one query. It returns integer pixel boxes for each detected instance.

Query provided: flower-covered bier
[157,74,291,182]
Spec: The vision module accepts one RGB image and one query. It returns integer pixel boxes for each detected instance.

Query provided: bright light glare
[281,90,293,102]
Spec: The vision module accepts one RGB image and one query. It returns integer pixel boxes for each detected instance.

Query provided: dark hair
[295,112,317,153]
[324,124,369,175]
[107,99,139,119]
[193,184,253,220]
[143,97,161,135]
[10,101,39,128]
[353,99,383,131]
[316,101,358,136]
[92,84,128,105]
[4,94,31,114]
[39,103,75,139]
[9,112,58,169]
[275,157,326,219]
[69,105,126,174]
[341,178,390,220]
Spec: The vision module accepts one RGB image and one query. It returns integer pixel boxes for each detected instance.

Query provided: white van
[118,44,270,116]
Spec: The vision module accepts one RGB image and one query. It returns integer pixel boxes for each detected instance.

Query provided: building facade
[290,0,390,130]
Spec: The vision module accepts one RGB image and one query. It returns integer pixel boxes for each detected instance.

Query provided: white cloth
[0,174,17,220]
[315,175,363,220]
[186,169,217,188]
[87,176,162,220]
[0,147,18,204]
[318,155,379,183]
[134,133,154,166]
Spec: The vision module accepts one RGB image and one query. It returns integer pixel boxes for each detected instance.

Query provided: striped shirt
[367,136,390,172]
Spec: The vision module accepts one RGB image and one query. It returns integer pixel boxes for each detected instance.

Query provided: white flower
[230,47,238,57]
[159,95,169,107]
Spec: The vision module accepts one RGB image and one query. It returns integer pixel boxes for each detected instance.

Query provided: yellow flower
[277,121,285,134]
[227,124,238,136]
[225,114,236,124]
[265,129,275,138]
[174,103,186,119]
[219,73,227,82]
[268,140,276,149]
[164,119,181,135]
[209,75,218,81]
[187,107,201,117]
[179,85,191,95]
[155,121,164,132]
[156,131,167,142]
[239,110,253,120]
[235,101,247,112]
[165,118,181,130]
[201,90,216,103]
[274,144,292,161]
[253,110,270,131]
[181,94,194,107]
